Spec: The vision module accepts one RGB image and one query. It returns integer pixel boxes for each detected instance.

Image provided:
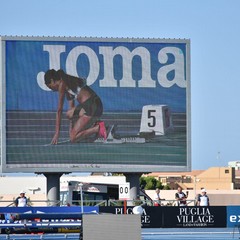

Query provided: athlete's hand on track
[51,133,59,145]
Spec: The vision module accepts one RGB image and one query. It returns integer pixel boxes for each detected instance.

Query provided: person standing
[15,191,28,207]
[197,189,210,206]
[153,188,163,206]
[175,187,188,206]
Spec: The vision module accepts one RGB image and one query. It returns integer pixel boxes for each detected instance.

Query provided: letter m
[99,46,155,87]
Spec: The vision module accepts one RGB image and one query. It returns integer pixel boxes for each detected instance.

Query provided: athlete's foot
[98,121,107,140]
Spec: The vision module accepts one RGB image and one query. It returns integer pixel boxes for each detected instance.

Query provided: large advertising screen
[0,36,191,173]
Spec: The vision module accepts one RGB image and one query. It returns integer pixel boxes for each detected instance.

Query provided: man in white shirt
[197,189,210,206]
[15,191,28,207]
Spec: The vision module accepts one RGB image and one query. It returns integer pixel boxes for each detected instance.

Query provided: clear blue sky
[1,0,240,170]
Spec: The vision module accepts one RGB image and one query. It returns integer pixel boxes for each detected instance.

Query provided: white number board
[119,183,130,200]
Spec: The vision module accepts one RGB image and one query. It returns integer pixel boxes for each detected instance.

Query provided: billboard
[227,206,240,227]
[0,36,191,173]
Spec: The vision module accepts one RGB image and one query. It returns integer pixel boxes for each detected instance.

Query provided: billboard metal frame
[0,36,191,173]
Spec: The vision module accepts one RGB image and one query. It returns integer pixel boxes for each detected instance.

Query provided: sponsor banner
[227,206,240,227]
[99,206,162,228]
[162,206,226,228]
[0,206,97,213]
[99,206,227,228]
[5,39,188,112]
[0,206,98,228]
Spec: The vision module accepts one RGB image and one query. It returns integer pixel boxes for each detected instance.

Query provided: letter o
[66,46,99,85]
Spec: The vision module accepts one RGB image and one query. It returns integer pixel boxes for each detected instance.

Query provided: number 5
[148,110,156,127]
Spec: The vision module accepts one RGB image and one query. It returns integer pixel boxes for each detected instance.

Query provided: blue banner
[0,206,98,228]
[6,40,187,113]
[227,206,240,228]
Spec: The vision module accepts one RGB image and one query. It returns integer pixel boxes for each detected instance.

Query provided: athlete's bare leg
[66,107,75,119]
[69,114,95,142]
[68,108,107,143]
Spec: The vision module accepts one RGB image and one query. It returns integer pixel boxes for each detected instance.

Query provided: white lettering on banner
[230,215,240,222]
[177,207,214,227]
[158,47,186,88]
[99,46,155,88]
[115,207,150,224]
[179,207,211,216]
[66,46,100,86]
[37,44,187,90]
[115,207,133,215]
[37,45,66,91]
[177,215,214,223]
[44,45,66,70]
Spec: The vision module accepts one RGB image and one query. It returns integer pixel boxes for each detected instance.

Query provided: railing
[0,199,197,207]
[0,200,62,207]
[71,200,108,207]
[108,199,197,207]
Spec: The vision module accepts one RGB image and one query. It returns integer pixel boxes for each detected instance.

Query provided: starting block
[139,105,173,135]
[94,125,145,144]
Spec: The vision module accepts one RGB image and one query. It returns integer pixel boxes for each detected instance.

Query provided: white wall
[0,175,126,195]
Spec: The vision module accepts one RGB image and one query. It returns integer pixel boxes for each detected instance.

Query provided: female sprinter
[44,69,107,145]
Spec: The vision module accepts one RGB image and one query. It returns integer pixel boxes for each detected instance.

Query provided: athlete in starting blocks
[44,69,107,145]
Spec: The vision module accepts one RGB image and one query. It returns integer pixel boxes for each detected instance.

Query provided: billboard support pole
[42,172,63,206]
[124,173,142,202]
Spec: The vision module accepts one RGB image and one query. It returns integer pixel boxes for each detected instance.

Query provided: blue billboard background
[227,206,240,227]
[3,38,189,173]
[6,40,187,113]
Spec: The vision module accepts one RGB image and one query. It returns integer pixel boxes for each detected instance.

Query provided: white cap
[201,188,206,192]
[20,190,26,194]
